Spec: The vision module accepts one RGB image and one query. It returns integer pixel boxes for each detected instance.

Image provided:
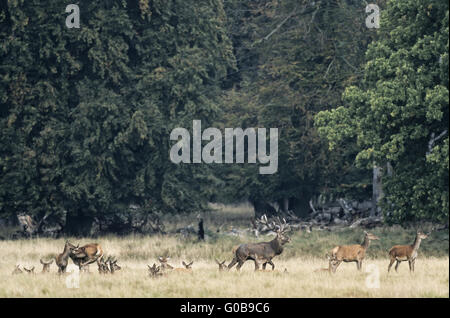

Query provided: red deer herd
[10,216,432,278]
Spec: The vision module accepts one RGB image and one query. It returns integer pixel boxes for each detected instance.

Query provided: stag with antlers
[228,215,291,271]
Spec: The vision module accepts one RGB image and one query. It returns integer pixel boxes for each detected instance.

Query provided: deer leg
[395,260,400,272]
[262,262,267,270]
[254,260,260,271]
[227,257,238,270]
[388,258,395,273]
[268,260,275,270]
[236,260,244,271]
[408,260,413,272]
[411,259,415,272]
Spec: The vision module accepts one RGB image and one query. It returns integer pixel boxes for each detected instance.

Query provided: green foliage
[0,0,235,232]
[315,0,449,223]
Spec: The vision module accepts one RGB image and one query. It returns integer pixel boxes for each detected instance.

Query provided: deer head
[215,259,227,271]
[40,258,53,272]
[158,257,174,270]
[148,263,163,277]
[109,257,121,273]
[182,261,193,269]
[23,266,35,274]
[417,230,429,240]
[364,231,380,241]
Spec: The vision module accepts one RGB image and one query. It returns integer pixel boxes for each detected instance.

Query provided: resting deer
[12,265,23,275]
[328,231,379,273]
[215,259,228,271]
[97,256,110,274]
[56,241,78,274]
[228,216,291,271]
[109,257,121,274]
[40,259,53,273]
[388,231,428,273]
[174,261,193,273]
[23,266,35,274]
[158,257,174,272]
[70,243,104,271]
[148,263,165,278]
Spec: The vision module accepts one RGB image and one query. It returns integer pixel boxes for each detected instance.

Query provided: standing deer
[70,243,104,271]
[56,241,78,274]
[40,259,53,273]
[228,217,291,271]
[388,231,428,273]
[328,231,379,273]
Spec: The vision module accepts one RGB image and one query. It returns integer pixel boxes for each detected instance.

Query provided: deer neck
[270,236,283,255]
[361,235,370,250]
[412,235,423,252]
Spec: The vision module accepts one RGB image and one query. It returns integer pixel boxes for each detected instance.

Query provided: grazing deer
[328,231,380,273]
[56,241,78,274]
[70,243,104,270]
[388,231,428,273]
[12,265,23,275]
[228,217,291,271]
[215,259,228,271]
[40,259,54,273]
[23,266,35,274]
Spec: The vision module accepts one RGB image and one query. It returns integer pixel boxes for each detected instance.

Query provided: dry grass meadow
[0,205,448,298]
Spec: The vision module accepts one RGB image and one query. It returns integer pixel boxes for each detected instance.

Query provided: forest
[0,0,448,237]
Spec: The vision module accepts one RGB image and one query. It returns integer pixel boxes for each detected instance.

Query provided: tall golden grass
[0,236,448,298]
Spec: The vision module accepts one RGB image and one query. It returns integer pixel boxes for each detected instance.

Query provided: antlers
[255,214,291,234]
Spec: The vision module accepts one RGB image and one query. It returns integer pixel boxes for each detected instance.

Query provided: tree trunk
[372,165,383,217]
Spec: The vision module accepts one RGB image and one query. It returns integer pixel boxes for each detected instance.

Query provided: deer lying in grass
[174,261,193,273]
[158,257,174,272]
[40,259,53,273]
[228,216,291,271]
[148,263,165,278]
[96,256,121,274]
[388,231,428,273]
[23,266,35,274]
[215,259,228,271]
[56,241,78,274]
[328,231,379,273]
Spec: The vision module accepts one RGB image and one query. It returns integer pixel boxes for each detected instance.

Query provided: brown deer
[12,265,23,275]
[328,231,379,273]
[70,243,104,270]
[56,241,78,274]
[388,231,428,273]
[23,266,35,274]
[215,259,228,271]
[148,263,165,278]
[228,217,291,271]
[109,257,121,274]
[173,261,193,273]
[97,256,110,274]
[40,259,53,273]
[158,257,174,272]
